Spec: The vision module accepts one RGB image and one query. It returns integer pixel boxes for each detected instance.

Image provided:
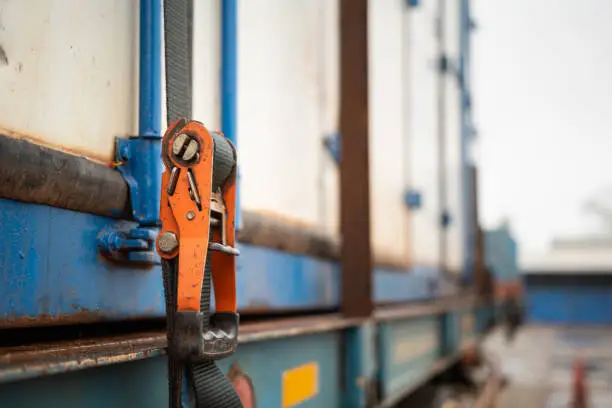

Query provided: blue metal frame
[125,0,163,225]
[98,0,163,262]
[0,198,440,325]
[221,0,241,228]
[343,324,376,407]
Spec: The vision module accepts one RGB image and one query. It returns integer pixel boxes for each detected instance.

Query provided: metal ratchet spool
[211,132,236,190]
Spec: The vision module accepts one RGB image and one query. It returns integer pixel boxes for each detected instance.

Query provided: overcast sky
[473,0,612,257]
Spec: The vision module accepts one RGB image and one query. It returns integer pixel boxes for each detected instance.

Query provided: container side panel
[368,0,411,267]
[409,1,441,268]
[443,0,464,274]
[378,316,441,398]
[237,0,340,238]
[0,0,139,162]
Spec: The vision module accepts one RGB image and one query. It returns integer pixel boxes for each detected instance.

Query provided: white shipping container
[0,0,470,273]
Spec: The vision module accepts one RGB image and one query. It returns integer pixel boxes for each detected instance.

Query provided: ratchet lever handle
[169,311,239,362]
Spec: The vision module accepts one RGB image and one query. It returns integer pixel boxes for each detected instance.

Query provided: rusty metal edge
[374,293,478,322]
[0,315,364,384]
[0,297,486,384]
[0,331,166,384]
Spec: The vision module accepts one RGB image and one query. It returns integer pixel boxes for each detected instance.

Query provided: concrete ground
[482,325,612,407]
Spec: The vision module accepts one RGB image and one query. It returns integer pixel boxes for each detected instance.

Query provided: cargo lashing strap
[160,1,243,407]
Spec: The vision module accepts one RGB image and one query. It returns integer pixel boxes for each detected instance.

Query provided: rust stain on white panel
[0,0,139,163]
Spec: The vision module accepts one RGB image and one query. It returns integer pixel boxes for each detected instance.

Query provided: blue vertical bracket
[459,0,474,282]
[222,0,240,229]
[98,0,162,264]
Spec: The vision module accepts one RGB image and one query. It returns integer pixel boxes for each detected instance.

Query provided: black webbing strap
[162,1,242,407]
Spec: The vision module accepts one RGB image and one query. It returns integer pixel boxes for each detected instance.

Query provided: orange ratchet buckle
[156,118,239,360]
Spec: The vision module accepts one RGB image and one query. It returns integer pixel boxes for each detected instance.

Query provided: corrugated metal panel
[0,332,342,407]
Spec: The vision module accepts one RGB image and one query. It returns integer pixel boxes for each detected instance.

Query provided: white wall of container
[0,0,468,274]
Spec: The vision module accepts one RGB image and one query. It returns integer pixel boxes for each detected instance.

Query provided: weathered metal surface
[0,331,166,383]
[374,294,475,322]
[0,129,411,269]
[0,315,361,383]
[0,1,139,163]
[339,0,373,319]
[0,194,437,328]
[0,330,343,407]
[0,134,129,218]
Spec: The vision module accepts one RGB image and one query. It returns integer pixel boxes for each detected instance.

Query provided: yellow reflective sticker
[282,362,319,407]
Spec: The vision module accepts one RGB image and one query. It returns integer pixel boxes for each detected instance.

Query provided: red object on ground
[571,357,588,408]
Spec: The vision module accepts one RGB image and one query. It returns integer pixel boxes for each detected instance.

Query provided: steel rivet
[158,232,178,253]
[186,211,196,220]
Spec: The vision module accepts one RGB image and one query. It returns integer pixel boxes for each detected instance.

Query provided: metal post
[139,0,163,138]
[460,0,473,284]
[134,0,163,226]
[339,0,373,318]
[221,0,241,229]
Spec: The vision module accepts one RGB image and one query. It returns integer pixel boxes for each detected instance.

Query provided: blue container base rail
[0,301,493,408]
[0,197,441,326]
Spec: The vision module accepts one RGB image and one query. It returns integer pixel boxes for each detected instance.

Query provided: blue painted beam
[139,0,162,138]
[0,198,440,326]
